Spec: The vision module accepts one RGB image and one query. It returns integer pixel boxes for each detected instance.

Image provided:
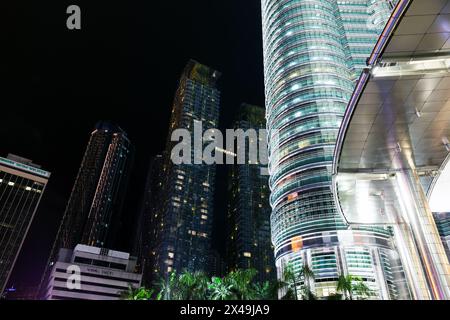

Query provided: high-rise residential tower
[134,154,164,286]
[0,154,50,293]
[226,104,276,282]
[261,0,408,298]
[39,121,133,296]
[149,60,221,280]
[55,121,133,250]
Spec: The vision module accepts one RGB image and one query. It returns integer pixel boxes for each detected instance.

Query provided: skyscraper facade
[149,60,221,280]
[433,212,450,261]
[226,104,276,283]
[53,121,133,251]
[134,154,164,286]
[80,125,134,247]
[0,154,50,293]
[261,0,407,298]
[40,122,133,296]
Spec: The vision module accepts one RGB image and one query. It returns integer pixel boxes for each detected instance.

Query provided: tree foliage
[119,268,374,301]
[336,274,374,300]
[120,268,279,301]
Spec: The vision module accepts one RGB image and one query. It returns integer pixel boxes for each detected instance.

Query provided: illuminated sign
[0,157,50,178]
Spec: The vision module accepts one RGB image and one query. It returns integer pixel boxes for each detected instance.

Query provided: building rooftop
[183,59,222,86]
[74,244,130,260]
[0,154,50,178]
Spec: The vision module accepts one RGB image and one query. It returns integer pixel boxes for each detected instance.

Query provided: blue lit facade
[433,213,450,261]
[149,60,221,280]
[261,0,409,299]
[226,104,276,283]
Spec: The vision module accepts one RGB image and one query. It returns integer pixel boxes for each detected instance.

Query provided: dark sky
[3,1,265,289]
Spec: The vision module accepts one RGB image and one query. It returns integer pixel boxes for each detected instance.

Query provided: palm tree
[156,271,180,300]
[299,264,316,300]
[281,263,316,300]
[208,277,234,300]
[251,281,279,300]
[352,279,373,300]
[119,284,153,300]
[153,268,283,301]
[226,269,258,300]
[336,274,373,300]
[337,274,354,300]
[281,263,298,300]
[178,271,209,300]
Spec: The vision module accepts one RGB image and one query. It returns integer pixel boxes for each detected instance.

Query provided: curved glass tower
[262,0,408,299]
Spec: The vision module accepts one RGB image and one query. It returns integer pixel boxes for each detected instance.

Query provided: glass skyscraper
[149,60,221,280]
[261,0,408,299]
[0,154,50,293]
[226,104,276,283]
[433,213,450,261]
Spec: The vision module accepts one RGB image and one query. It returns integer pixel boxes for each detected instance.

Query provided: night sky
[3,1,265,289]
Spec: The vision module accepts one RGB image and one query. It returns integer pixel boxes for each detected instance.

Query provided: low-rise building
[44,244,142,300]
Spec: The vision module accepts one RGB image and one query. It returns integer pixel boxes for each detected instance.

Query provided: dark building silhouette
[0,154,50,294]
[39,121,133,296]
[134,154,164,286]
[226,104,276,282]
[207,249,227,278]
[148,60,221,280]
[3,285,39,300]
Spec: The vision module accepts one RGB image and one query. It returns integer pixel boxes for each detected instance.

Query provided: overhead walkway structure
[333,0,450,300]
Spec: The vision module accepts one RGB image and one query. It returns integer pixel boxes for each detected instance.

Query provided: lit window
[243,252,252,258]
[8,182,14,186]
[25,186,32,191]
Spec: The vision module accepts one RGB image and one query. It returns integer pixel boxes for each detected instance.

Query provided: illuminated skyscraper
[0,154,50,293]
[39,122,133,297]
[55,121,133,250]
[149,60,221,280]
[226,104,276,282]
[261,0,408,298]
